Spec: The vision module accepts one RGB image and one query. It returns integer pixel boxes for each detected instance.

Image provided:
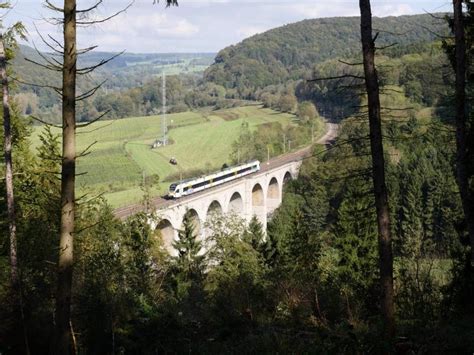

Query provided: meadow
[30,104,301,207]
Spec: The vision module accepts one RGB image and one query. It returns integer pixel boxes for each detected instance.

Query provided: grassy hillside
[30,105,307,207]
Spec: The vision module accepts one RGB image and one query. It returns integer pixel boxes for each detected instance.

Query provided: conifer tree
[245,215,265,250]
[451,0,474,264]
[443,0,474,264]
[173,211,204,275]
[0,8,28,352]
[335,180,378,290]
[359,0,395,340]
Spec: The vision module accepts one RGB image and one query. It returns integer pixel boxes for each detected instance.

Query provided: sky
[3,0,452,53]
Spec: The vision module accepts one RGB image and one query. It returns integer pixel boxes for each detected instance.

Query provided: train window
[192,180,211,189]
[214,171,235,183]
[237,166,252,175]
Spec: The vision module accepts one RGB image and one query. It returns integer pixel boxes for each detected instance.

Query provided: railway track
[113,121,337,220]
[113,146,312,220]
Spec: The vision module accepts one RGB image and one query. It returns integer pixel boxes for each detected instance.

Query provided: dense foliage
[2,9,474,354]
[205,14,447,97]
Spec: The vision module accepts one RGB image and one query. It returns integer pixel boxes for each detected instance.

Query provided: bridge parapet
[151,159,303,253]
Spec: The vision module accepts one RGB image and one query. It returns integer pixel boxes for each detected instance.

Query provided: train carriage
[168,160,260,198]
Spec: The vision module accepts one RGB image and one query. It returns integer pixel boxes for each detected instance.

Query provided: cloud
[76,11,200,51]
[370,3,414,17]
[9,0,450,53]
[99,12,199,38]
[281,1,415,19]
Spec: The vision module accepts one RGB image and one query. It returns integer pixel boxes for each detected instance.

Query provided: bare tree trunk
[0,34,30,355]
[54,0,76,353]
[0,33,18,316]
[453,0,474,264]
[359,0,395,342]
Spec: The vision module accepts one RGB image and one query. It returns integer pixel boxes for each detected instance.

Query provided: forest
[1,0,474,354]
[205,14,445,94]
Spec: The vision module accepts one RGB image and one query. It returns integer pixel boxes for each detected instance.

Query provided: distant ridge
[15,44,215,69]
[204,13,448,91]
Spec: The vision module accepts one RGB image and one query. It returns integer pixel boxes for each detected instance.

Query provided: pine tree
[37,126,61,187]
[335,179,378,290]
[398,158,424,258]
[359,0,396,339]
[173,211,204,276]
[245,215,265,250]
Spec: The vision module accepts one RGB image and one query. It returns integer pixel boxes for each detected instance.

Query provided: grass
[104,186,162,208]
[126,58,211,75]
[30,104,300,208]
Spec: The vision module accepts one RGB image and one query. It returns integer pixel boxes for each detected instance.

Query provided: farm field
[30,104,304,208]
[119,54,214,75]
[150,61,211,75]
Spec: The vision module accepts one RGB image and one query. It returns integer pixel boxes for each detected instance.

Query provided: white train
[168,160,260,198]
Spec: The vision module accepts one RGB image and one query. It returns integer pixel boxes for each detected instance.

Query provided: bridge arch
[283,171,293,183]
[207,200,223,217]
[252,183,264,206]
[251,183,266,227]
[183,208,202,238]
[228,191,243,213]
[267,177,280,213]
[267,177,280,200]
[157,219,176,252]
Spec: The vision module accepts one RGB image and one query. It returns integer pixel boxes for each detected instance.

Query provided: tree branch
[338,59,363,66]
[77,0,103,13]
[30,115,62,128]
[376,43,398,51]
[76,141,98,158]
[44,0,63,12]
[76,118,116,134]
[24,56,62,72]
[11,77,61,93]
[153,0,179,7]
[76,80,107,101]
[76,2,133,25]
[76,110,110,128]
[77,51,124,74]
[308,74,364,82]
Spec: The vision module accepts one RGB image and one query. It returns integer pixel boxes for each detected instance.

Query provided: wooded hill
[205,14,448,93]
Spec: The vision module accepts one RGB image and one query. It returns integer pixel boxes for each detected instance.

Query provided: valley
[30,104,318,207]
[2,3,473,353]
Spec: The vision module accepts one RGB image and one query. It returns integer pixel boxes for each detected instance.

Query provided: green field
[31,104,303,208]
[123,56,213,75]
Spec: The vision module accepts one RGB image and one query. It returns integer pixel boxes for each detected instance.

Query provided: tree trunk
[359,0,395,341]
[453,0,474,264]
[0,33,18,314]
[54,0,77,353]
[1,34,30,355]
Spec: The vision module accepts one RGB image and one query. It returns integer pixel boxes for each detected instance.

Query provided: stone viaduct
[114,147,312,253]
